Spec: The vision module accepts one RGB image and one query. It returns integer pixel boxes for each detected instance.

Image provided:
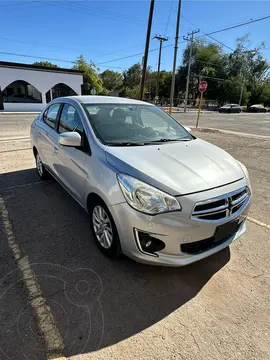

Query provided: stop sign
[199,81,208,93]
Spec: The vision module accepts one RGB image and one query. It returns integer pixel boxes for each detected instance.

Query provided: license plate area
[214,219,241,243]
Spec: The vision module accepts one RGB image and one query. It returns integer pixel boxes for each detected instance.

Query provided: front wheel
[89,198,122,258]
[35,151,50,180]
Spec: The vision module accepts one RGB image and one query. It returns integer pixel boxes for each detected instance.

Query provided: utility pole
[183,29,200,113]
[169,0,182,114]
[154,35,168,101]
[140,0,155,100]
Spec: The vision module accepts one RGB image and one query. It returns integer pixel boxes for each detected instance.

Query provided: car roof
[63,95,155,106]
[251,104,264,107]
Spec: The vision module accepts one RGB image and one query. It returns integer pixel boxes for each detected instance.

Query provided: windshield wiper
[145,138,192,143]
[107,141,145,146]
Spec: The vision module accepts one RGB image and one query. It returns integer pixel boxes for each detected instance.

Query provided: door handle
[53,146,59,154]
[37,132,42,137]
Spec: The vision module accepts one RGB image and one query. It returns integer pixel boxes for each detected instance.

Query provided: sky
[0,0,270,73]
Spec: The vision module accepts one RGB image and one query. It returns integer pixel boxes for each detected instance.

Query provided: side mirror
[59,132,82,147]
[183,126,191,132]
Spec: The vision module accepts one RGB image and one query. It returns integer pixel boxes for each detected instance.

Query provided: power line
[0,36,76,52]
[0,51,75,64]
[181,15,234,51]
[204,15,270,36]
[164,0,174,36]
[0,0,39,9]
[97,14,270,66]
[204,33,234,51]
[40,0,171,30]
[180,14,270,48]
[0,51,126,70]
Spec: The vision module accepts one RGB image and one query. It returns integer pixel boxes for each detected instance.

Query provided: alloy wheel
[92,205,113,249]
[36,154,43,177]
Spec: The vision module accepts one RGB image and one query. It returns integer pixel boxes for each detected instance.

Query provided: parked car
[219,104,242,113]
[248,104,267,113]
[31,96,251,266]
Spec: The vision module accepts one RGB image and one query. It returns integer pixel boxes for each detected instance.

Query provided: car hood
[105,139,244,195]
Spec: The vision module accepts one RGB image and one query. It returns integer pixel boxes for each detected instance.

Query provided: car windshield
[83,104,193,145]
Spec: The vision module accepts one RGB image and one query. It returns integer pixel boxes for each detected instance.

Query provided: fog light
[134,229,165,255]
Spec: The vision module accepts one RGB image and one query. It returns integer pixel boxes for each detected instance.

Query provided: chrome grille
[191,186,250,222]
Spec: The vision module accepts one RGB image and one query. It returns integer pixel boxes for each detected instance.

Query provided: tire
[35,151,50,180]
[88,197,122,258]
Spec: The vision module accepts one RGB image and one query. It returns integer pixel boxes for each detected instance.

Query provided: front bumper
[109,179,251,266]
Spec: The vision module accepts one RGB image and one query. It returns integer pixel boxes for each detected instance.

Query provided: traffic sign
[90,88,97,95]
[199,81,208,93]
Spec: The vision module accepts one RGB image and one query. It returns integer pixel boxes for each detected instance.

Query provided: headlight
[237,161,250,180]
[117,174,181,215]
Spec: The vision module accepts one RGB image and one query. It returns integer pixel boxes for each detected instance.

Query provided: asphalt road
[1,111,270,139]
[174,111,270,137]
[0,116,270,360]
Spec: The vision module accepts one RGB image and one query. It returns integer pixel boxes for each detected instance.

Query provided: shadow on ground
[0,168,230,359]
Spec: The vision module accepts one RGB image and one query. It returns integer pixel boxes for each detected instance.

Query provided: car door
[36,103,62,172]
[53,103,88,204]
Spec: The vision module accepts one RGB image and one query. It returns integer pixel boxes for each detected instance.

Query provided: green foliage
[100,70,123,91]
[175,36,270,106]
[123,63,142,88]
[148,70,172,99]
[73,55,104,94]
[123,85,142,99]
[32,61,59,68]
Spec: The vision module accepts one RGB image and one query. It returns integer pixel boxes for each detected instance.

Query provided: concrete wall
[0,66,83,112]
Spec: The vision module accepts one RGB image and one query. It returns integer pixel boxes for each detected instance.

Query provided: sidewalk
[191,126,270,140]
[0,111,40,115]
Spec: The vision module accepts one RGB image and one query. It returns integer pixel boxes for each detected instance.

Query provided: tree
[100,70,123,91]
[149,70,172,99]
[121,63,152,99]
[123,85,141,99]
[176,40,226,103]
[123,63,142,88]
[32,61,59,68]
[73,55,104,94]
[176,36,270,106]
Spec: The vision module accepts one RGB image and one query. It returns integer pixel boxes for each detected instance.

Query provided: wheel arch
[86,192,108,213]
[33,146,38,157]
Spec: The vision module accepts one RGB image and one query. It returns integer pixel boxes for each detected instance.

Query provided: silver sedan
[31,96,251,266]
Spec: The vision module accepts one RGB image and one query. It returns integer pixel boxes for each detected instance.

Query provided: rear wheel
[35,151,50,180]
[88,197,122,258]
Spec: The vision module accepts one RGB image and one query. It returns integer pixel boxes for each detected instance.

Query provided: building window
[45,83,77,103]
[3,80,42,103]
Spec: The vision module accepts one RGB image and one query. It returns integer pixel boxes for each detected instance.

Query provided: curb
[190,126,270,140]
[0,112,40,115]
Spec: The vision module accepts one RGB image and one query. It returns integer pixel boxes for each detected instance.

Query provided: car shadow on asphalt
[0,168,230,359]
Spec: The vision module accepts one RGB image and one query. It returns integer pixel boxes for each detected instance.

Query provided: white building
[0,61,83,112]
